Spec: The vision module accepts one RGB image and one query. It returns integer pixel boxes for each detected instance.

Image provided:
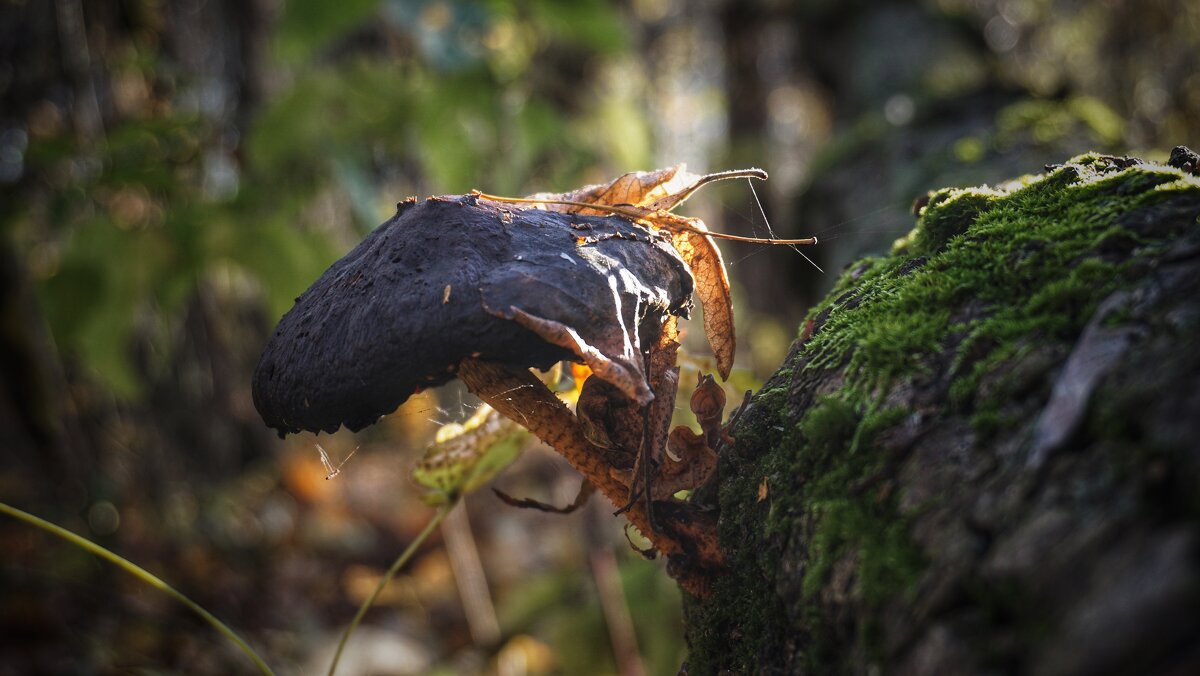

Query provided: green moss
[904,188,998,257]
[782,399,922,669]
[687,153,1200,674]
[805,158,1199,408]
[791,400,917,599]
[691,394,923,673]
[683,403,792,671]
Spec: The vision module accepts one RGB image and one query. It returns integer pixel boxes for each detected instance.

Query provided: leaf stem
[473,192,818,246]
[328,502,455,676]
[0,501,275,676]
[683,167,768,192]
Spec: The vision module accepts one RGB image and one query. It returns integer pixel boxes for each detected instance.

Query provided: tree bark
[683,150,1200,674]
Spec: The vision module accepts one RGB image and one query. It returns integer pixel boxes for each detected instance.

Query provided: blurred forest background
[1,0,1196,674]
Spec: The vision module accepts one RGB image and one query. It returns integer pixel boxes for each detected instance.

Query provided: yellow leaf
[413,404,529,505]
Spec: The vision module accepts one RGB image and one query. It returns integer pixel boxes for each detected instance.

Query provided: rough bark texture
[683,151,1200,674]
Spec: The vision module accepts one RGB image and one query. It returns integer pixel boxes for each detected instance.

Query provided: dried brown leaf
[522,165,768,216]
[630,322,680,487]
[525,165,701,215]
[593,318,681,500]
[653,426,718,500]
[690,372,732,449]
[660,214,735,378]
[499,306,652,405]
[577,374,643,458]
[649,318,681,443]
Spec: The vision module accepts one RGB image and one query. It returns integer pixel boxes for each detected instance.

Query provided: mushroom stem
[457,358,722,596]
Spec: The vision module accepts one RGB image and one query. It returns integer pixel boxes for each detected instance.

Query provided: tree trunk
[683,149,1200,674]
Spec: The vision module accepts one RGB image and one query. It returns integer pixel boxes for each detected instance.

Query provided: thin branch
[442,501,501,647]
[0,501,274,675]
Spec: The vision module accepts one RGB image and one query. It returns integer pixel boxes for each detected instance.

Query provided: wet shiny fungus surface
[253,195,693,436]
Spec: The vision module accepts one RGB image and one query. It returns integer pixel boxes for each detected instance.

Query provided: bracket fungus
[253,193,693,434]
[252,166,817,594]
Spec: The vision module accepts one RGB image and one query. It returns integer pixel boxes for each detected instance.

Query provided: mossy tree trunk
[683,151,1200,674]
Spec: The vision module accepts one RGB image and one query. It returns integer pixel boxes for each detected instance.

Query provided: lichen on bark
[684,151,1200,674]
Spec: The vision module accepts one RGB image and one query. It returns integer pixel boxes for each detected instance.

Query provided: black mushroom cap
[253,194,695,437]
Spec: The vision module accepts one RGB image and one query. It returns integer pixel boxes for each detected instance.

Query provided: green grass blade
[329,502,454,676]
[0,501,275,676]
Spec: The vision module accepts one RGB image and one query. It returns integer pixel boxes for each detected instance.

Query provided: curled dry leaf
[526,165,768,216]
[455,359,725,595]
[412,404,528,505]
[647,318,682,459]
[640,367,727,501]
[654,426,719,500]
[525,165,700,216]
[659,213,735,379]
[691,372,733,449]
[577,375,643,459]
[578,318,680,495]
